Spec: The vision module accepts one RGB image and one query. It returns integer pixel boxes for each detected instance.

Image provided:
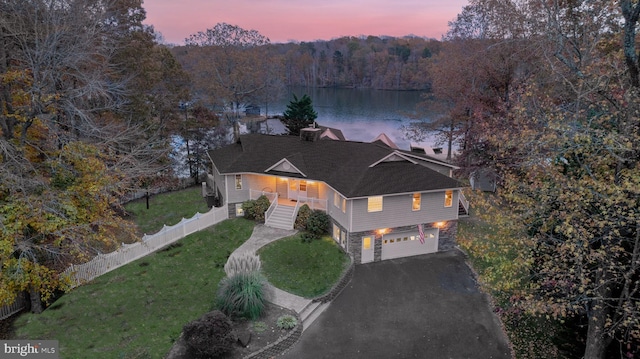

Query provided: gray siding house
[206,128,468,264]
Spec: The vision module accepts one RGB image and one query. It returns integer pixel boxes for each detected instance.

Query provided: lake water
[247,87,439,150]
[174,87,440,178]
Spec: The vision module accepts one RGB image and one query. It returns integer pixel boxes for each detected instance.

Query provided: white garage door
[381,229,438,260]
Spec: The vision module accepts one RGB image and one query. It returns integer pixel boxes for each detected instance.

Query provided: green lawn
[13,218,255,359]
[125,186,209,235]
[258,235,350,298]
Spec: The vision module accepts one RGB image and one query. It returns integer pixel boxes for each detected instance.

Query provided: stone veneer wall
[227,203,237,219]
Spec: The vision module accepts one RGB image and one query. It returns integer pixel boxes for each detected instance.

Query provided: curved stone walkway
[229,224,312,314]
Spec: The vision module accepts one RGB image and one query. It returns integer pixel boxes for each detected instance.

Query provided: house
[470,169,497,192]
[206,127,469,264]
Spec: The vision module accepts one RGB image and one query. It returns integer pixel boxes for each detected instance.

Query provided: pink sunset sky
[142,0,470,45]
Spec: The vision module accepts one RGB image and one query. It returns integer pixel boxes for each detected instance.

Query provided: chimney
[300,127,321,142]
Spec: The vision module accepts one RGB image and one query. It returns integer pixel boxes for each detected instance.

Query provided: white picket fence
[62,206,229,288]
[0,295,27,320]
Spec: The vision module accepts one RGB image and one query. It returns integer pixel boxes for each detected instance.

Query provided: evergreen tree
[280,94,318,135]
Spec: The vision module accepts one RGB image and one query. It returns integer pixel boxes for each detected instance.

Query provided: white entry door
[361,236,374,263]
[288,179,307,201]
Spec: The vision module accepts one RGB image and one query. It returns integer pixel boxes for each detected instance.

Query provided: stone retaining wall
[244,318,302,359]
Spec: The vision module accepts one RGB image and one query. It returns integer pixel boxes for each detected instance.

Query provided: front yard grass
[259,235,350,298]
[13,218,255,359]
[125,186,209,235]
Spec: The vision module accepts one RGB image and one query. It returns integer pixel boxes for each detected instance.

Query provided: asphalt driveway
[281,251,512,359]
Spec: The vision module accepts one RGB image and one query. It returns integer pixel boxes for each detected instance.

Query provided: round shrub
[242,200,256,220]
[216,271,266,320]
[254,195,271,222]
[300,231,316,243]
[242,195,271,222]
[182,310,235,359]
[306,209,330,239]
[294,204,312,230]
[276,314,298,330]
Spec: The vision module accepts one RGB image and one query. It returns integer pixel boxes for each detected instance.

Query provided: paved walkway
[230,224,312,314]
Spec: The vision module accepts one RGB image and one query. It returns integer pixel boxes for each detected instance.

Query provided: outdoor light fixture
[377,228,389,235]
[435,222,446,228]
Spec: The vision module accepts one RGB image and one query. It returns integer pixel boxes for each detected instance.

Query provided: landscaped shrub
[182,310,236,359]
[300,231,316,243]
[254,195,271,222]
[242,199,256,220]
[276,314,298,330]
[224,252,262,277]
[305,209,330,239]
[294,204,312,230]
[242,195,271,222]
[216,271,266,320]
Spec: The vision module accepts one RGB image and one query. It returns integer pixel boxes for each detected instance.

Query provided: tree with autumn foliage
[0,0,189,313]
[446,1,640,358]
[175,23,279,124]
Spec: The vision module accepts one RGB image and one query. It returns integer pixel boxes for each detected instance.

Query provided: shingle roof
[209,134,462,198]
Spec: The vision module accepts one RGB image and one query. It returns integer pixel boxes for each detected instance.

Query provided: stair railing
[265,192,279,222]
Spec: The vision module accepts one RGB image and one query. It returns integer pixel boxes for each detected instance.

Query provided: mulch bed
[166,302,297,359]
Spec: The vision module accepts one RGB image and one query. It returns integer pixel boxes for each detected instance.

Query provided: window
[340,231,346,247]
[299,180,307,191]
[363,237,372,250]
[235,174,242,190]
[412,193,421,211]
[444,190,453,207]
[367,196,383,212]
[235,203,244,216]
[334,193,347,213]
[333,224,340,242]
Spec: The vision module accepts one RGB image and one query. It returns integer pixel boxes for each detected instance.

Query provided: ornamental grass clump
[224,252,262,277]
[216,271,266,320]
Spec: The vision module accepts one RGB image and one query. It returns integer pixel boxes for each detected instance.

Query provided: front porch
[250,189,328,230]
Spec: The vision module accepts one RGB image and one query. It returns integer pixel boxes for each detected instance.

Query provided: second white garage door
[381,228,438,260]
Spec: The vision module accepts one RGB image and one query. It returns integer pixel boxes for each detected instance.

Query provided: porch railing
[459,191,470,215]
[250,189,277,201]
[297,196,328,211]
[265,192,279,220]
[291,199,301,223]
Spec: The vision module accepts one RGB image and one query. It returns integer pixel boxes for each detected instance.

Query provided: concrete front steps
[265,205,296,230]
[298,301,331,332]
